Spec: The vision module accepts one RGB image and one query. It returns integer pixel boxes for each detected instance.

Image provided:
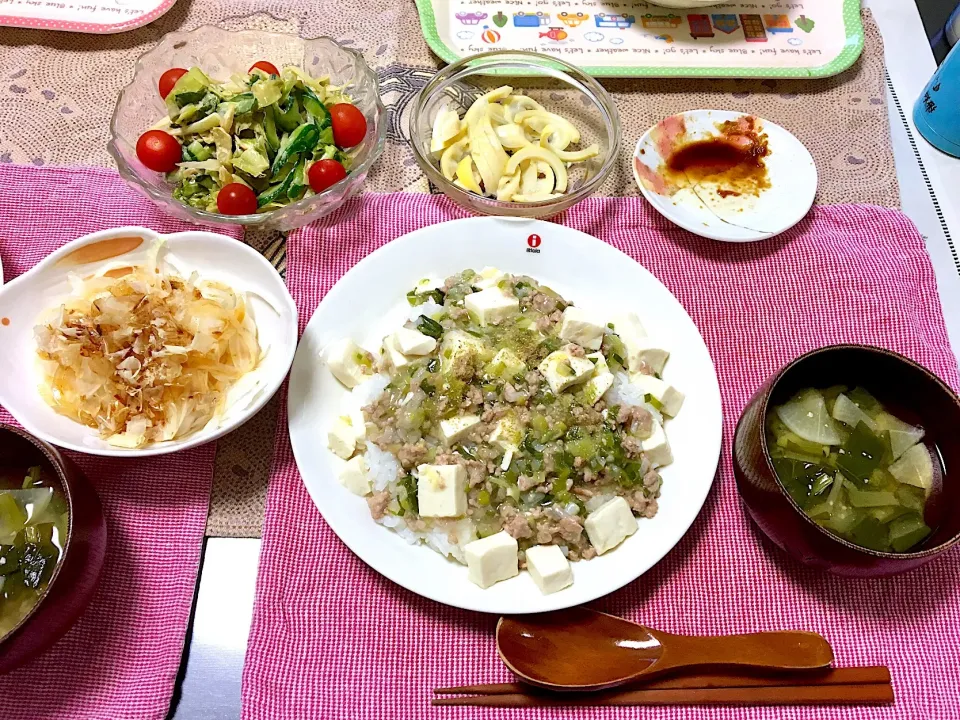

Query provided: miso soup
[0,465,69,638]
[766,386,937,553]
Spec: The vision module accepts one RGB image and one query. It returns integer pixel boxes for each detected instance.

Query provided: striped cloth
[242,193,960,720]
[0,164,239,720]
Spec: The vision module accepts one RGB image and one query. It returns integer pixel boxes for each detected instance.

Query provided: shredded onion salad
[34,242,262,449]
[430,85,600,203]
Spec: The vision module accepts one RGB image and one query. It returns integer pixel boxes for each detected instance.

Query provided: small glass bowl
[409,51,620,218]
[108,26,386,231]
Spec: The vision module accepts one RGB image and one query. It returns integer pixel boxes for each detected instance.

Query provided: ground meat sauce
[362,269,665,561]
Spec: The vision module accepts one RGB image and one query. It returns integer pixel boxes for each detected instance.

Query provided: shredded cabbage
[34,244,261,448]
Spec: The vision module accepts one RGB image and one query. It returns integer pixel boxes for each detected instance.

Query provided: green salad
[139,63,368,215]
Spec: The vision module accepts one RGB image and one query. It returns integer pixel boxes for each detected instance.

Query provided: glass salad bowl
[108,26,386,231]
[409,51,620,219]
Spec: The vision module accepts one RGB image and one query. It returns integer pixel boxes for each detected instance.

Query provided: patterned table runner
[0,6,898,537]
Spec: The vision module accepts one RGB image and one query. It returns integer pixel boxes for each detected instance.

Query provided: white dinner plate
[633,110,817,243]
[0,226,297,457]
[288,216,723,614]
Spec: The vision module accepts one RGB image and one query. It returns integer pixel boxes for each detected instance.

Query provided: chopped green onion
[416,315,444,339]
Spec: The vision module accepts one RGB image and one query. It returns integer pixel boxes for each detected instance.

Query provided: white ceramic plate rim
[288,216,723,614]
[633,109,818,243]
[0,226,298,457]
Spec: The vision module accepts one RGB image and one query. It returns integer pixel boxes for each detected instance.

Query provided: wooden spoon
[497,608,834,692]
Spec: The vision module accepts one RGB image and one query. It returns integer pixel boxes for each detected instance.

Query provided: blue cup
[914,42,960,157]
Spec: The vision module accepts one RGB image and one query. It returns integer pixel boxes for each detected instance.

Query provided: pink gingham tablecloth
[0,164,240,720]
[242,193,960,720]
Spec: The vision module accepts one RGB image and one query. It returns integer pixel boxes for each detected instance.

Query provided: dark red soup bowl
[733,345,960,577]
[0,425,107,672]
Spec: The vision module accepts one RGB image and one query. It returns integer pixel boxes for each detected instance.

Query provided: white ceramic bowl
[287,216,723,614]
[0,227,297,457]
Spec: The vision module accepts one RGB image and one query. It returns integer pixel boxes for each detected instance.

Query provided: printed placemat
[416,0,862,78]
[241,192,960,720]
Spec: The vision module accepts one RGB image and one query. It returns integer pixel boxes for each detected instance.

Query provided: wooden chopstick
[431,683,894,707]
[434,666,891,696]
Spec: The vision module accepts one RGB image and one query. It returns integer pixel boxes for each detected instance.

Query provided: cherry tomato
[216,183,258,215]
[158,68,188,99]
[249,61,280,76]
[329,103,368,148]
[135,130,181,173]
[308,159,347,193]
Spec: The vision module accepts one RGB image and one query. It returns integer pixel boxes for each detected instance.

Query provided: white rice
[377,513,475,564]
[604,371,641,406]
[363,443,401,492]
[350,370,476,565]
[350,373,389,408]
[604,372,664,426]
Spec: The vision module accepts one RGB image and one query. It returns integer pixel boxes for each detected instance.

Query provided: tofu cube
[485,348,526,381]
[584,497,638,555]
[611,313,670,376]
[472,266,505,290]
[392,327,437,356]
[525,545,573,594]
[464,288,519,326]
[629,374,684,417]
[582,352,615,406]
[327,411,364,459]
[627,338,670,377]
[439,414,481,445]
[381,335,414,370]
[324,338,375,389]
[417,463,468,517]
[338,455,372,496]
[440,330,486,371]
[464,531,519,588]
[559,307,606,351]
[489,412,523,450]
[642,420,673,468]
[539,350,595,395]
[610,312,646,339]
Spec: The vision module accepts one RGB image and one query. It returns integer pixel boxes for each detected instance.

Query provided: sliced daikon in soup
[831,393,878,432]
[775,389,842,445]
[888,443,934,490]
[875,412,925,461]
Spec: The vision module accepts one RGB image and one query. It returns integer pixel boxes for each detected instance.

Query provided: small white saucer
[633,110,818,243]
